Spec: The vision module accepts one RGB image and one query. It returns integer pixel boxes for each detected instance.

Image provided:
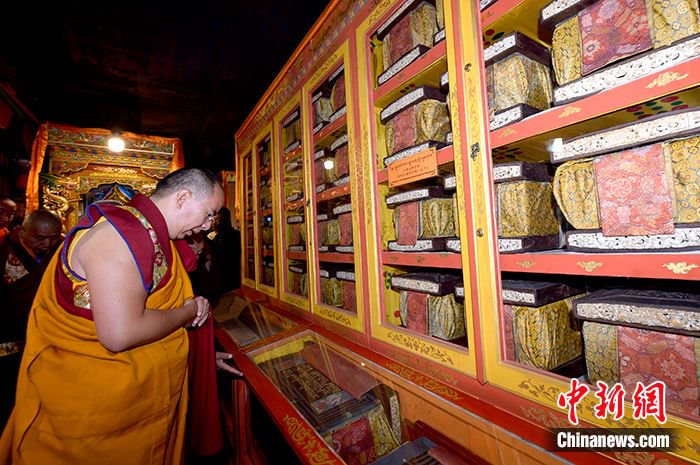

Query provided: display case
[253,129,277,296]
[356,0,479,379]
[238,328,504,465]
[241,150,256,287]
[276,96,312,311]
[460,0,700,459]
[233,0,700,463]
[302,42,366,335]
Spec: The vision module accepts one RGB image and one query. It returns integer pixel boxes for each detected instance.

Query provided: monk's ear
[175,189,193,209]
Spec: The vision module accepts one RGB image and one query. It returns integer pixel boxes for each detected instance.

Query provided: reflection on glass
[249,332,403,463]
[214,293,296,347]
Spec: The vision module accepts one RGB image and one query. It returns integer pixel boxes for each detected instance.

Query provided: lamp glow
[108,136,125,153]
[323,158,335,170]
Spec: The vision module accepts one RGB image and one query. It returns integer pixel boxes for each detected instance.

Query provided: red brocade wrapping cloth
[593,143,675,236]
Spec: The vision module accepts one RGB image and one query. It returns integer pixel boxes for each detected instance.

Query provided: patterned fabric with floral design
[428,293,465,341]
[491,53,552,113]
[553,158,601,229]
[651,0,700,47]
[400,290,429,334]
[513,298,583,370]
[668,136,700,224]
[594,143,675,236]
[552,17,583,85]
[582,321,620,385]
[579,0,653,76]
[497,181,560,237]
[618,326,699,416]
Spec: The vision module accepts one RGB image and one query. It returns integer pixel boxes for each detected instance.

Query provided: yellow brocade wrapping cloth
[284,119,301,147]
[497,181,560,237]
[381,3,437,71]
[428,294,466,341]
[582,321,620,385]
[513,297,583,370]
[0,248,191,465]
[551,0,700,85]
[488,54,553,114]
[553,158,601,229]
[668,136,700,223]
[321,277,344,307]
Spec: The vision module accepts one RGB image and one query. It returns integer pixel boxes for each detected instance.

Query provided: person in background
[0,209,63,430]
[0,197,17,243]
[0,168,235,465]
[208,207,241,299]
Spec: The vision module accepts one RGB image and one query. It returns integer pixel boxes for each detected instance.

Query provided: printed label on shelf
[388,146,438,187]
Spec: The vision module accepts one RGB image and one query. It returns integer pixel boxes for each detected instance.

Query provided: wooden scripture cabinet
[232,0,700,463]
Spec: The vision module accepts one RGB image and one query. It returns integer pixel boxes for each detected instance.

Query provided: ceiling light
[323,158,335,170]
[108,135,125,153]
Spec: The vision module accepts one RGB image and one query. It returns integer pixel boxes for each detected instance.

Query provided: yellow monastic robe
[1,237,192,465]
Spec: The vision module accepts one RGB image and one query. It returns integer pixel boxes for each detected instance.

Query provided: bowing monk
[1,168,227,465]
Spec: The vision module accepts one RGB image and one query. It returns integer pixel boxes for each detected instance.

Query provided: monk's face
[0,199,16,229]
[20,221,62,257]
[177,187,224,239]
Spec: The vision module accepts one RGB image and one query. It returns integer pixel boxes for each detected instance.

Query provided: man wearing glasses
[2,168,235,464]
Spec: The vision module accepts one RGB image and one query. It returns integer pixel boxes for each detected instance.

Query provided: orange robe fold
[1,237,192,465]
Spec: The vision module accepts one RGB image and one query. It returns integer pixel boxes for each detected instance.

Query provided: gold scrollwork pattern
[318,307,353,327]
[576,261,603,272]
[611,452,673,465]
[645,72,689,89]
[284,415,338,465]
[662,262,699,274]
[385,362,463,399]
[499,127,516,138]
[385,348,459,386]
[520,406,576,429]
[517,378,562,403]
[368,0,393,26]
[558,106,582,118]
[516,260,536,269]
[387,331,455,365]
[311,51,342,85]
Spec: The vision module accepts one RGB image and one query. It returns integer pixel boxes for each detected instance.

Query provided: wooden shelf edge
[499,251,700,280]
[287,251,307,260]
[374,40,447,103]
[382,251,462,268]
[313,112,347,146]
[490,57,700,148]
[318,252,355,263]
[316,183,351,202]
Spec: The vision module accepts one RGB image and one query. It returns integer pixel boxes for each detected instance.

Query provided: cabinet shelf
[382,251,462,268]
[259,165,271,177]
[318,252,355,264]
[490,58,700,154]
[316,183,351,202]
[287,251,307,261]
[262,249,274,257]
[374,41,447,109]
[481,0,553,43]
[283,146,302,163]
[313,112,347,148]
[246,212,254,220]
[376,144,454,183]
[285,199,305,211]
[499,251,700,281]
[260,208,272,217]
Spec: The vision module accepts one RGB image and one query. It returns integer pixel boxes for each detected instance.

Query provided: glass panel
[280,107,309,299]
[310,63,358,314]
[248,331,407,464]
[243,153,255,282]
[213,293,296,348]
[256,135,275,288]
